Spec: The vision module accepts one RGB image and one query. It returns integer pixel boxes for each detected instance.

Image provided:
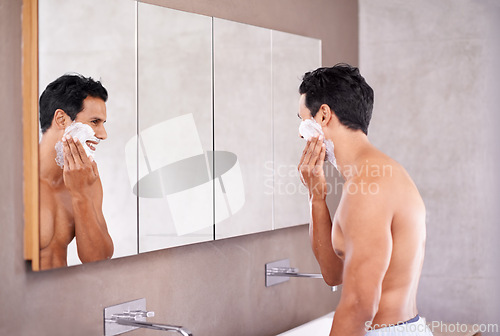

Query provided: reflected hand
[297,135,327,201]
[62,136,99,195]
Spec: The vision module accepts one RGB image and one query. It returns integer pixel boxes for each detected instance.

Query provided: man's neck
[331,128,373,181]
[39,131,64,185]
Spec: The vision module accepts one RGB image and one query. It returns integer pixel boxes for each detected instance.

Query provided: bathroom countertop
[431,325,480,336]
[275,312,335,335]
[276,315,480,336]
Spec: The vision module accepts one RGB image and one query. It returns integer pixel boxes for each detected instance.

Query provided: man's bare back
[297,64,431,335]
[332,148,426,328]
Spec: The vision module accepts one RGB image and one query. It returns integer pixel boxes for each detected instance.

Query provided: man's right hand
[298,135,327,201]
[62,135,99,196]
[61,135,113,263]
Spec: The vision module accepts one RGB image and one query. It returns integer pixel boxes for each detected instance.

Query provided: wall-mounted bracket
[104,298,193,336]
[265,259,292,287]
[104,298,148,336]
[266,259,341,292]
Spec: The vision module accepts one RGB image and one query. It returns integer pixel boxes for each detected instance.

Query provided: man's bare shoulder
[338,149,424,227]
[342,156,399,201]
[346,148,419,192]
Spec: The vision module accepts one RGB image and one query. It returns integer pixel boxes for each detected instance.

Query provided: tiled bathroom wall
[359,0,500,331]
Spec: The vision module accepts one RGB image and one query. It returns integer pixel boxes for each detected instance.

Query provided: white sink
[276,312,335,335]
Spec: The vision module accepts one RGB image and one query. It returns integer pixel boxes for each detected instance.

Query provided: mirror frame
[23,0,40,270]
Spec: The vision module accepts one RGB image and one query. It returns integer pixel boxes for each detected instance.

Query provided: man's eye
[91,120,98,124]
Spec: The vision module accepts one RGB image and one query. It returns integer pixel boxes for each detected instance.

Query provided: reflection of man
[39,74,113,270]
[297,65,432,335]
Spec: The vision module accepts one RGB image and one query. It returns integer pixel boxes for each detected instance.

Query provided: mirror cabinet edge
[22,0,40,271]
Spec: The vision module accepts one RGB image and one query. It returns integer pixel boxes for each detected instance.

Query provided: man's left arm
[330,177,393,336]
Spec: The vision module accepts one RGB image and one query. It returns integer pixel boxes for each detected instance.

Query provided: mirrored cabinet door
[39,0,138,266]
[272,31,322,230]
[213,19,274,239]
[136,3,214,252]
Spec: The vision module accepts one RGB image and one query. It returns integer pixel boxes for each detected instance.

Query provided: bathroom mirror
[135,2,214,252]
[213,18,274,239]
[271,30,323,230]
[213,19,324,238]
[37,0,138,269]
[24,0,321,271]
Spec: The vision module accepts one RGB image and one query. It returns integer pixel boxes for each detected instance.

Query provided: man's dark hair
[299,63,374,135]
[39,73,108,133]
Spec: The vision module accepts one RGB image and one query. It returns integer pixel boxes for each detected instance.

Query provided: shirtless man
[297,65,432,335]
[39,74,113,270]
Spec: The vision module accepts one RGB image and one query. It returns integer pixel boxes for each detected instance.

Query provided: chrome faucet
[104,299,193,336]
[107,316,193,336]
[265,259,341,292]
[267,266,325,278]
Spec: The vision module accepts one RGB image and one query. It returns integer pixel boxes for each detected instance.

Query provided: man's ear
[318,104,333,127]
[53,109,71,130]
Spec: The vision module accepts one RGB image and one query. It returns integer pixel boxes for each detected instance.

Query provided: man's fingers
[90,156,99,177]
[64,136,80,165]
[303,136,320,164]
[316,143,326,171]
[298,139,311,169]
[308,135,325,167]
[62,137,75,169]
[320,143,326,162]
[73,137,92,164]
[65,137,86,164]
[298,136,324,172]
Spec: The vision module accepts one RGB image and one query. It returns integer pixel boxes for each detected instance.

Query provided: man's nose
[96,126,107,140]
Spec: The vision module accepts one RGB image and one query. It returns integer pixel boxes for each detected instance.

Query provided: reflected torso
[39,178,75,269]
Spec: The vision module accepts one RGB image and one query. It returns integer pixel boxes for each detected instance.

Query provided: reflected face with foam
[74,96,108,145]
[54,96,108,168]
[68,96,108,155]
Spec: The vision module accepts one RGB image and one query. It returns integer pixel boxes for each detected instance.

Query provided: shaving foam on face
[299,118,337,169]
[54,121,100,168]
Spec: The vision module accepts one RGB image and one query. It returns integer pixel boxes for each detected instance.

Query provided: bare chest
[331,213,345,260]
[39,182,76,249]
